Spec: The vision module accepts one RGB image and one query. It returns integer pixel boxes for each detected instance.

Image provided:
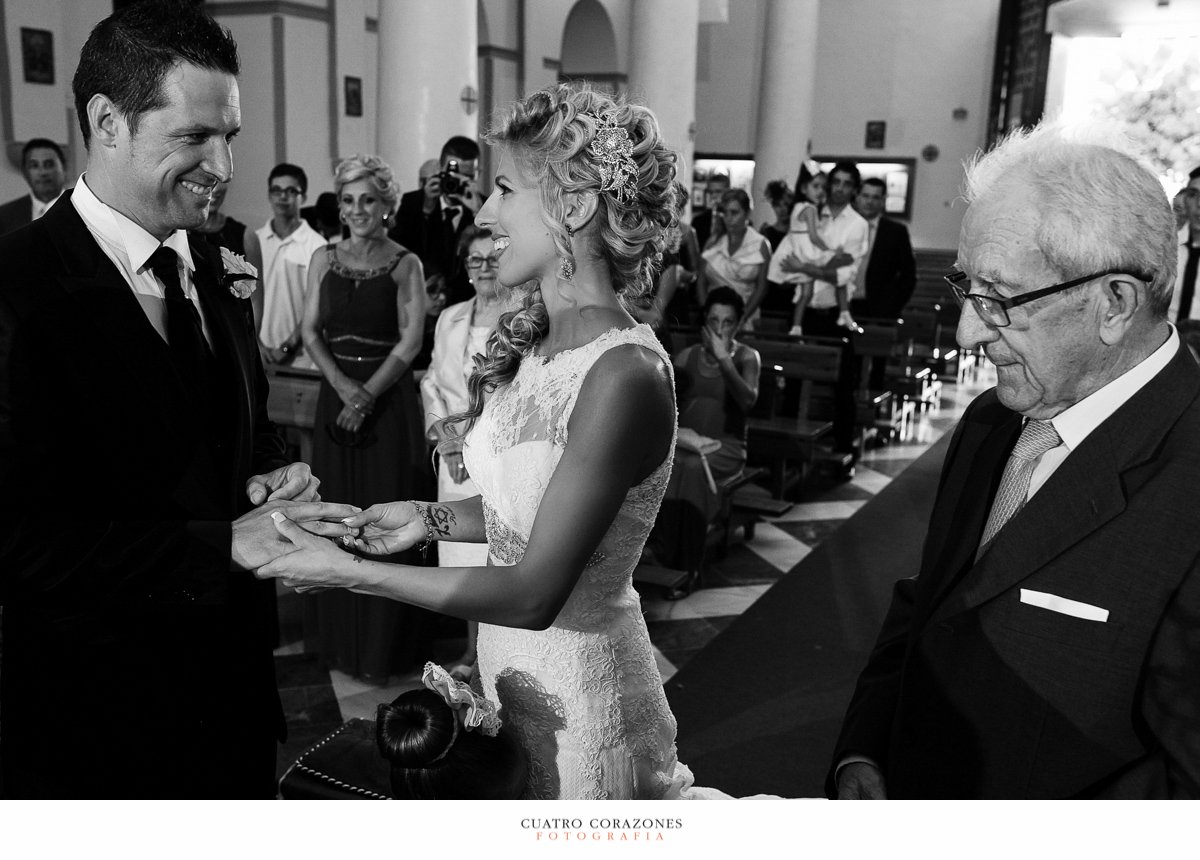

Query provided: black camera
[439,159,467,196]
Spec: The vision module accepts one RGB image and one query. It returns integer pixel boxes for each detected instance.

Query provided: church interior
[1,0,1199,848]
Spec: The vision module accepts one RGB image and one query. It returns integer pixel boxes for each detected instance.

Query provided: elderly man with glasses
[828,121,1200,799]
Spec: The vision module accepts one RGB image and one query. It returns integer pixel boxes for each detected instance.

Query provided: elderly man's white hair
[962,119,1177,316]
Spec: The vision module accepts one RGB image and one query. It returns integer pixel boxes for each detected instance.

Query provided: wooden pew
[741,337,844,499]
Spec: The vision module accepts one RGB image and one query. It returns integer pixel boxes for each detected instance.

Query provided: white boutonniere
[220,247,258,298]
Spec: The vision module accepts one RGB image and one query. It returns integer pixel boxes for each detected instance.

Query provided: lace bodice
[461,324,699,800]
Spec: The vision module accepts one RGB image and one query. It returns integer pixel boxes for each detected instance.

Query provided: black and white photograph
[0,0,1196,856]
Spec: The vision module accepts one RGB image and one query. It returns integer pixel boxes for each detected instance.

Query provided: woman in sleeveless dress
[299,154,432,682]
[259,87,722,800]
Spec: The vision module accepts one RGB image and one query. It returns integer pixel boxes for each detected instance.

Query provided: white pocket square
[1019,588,1109,622]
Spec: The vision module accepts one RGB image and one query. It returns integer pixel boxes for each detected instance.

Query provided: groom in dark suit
[830,122,1200,799]
[0,2,345,798]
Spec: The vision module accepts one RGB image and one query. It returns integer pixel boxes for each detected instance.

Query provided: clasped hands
[242,498,430,593]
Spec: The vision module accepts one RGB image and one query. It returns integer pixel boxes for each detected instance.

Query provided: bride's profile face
[474,148,558,289]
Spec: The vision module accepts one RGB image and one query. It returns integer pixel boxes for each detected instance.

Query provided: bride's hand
[339,501,427,556]
[255,512,360,591]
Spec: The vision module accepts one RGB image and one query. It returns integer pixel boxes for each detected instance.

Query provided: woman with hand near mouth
[299,153,433,682]
[259,87,719,799]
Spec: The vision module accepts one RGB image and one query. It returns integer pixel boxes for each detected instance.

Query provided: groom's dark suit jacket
[0,192,289,798]
[830,342,1200,798]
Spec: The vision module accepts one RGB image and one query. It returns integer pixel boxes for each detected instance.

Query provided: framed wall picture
[344,76,363,117]
[21,28,54,85]
[864,120,886,150]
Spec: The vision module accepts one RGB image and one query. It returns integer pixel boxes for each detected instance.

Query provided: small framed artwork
[21,28,54,85]
[864,120,886,150]
[344,76,363,117]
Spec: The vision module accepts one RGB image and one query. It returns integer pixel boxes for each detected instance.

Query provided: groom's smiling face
[112,60,241,240]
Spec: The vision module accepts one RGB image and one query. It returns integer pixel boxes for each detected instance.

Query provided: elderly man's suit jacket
[830,342,1200,798]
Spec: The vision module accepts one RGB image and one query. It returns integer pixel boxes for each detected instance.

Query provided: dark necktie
[148,246,211,386]
[1177,233,1199,323]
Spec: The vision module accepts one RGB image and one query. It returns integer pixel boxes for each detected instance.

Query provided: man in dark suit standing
[850,177,916,390]
[0,138,68,235]
[388,136,481,307]
[0,1,348,798]
[849,177,915,320]
[830,121,1200,799]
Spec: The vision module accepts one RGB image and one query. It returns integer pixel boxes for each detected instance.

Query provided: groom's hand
[247,462,320,505]
[231,500,358,571]
[836,762,887,799]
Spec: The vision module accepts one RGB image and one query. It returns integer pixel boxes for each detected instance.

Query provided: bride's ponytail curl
[444,84,678,438]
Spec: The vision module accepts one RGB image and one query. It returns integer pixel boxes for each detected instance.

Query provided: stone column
[753,0,820,217]
[376,0,479,193]
[628,0,700,196]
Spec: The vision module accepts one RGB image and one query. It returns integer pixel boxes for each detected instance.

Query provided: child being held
[767,164,839,336]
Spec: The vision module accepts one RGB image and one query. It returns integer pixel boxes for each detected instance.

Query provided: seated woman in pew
[644,287,761,583]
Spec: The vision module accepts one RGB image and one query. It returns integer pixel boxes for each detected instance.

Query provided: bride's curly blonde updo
[445,84,679,437]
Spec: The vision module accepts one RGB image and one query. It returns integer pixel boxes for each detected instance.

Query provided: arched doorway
[560,0,625,95]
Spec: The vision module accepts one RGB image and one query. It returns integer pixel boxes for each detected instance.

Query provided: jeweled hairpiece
[583,110,638,206]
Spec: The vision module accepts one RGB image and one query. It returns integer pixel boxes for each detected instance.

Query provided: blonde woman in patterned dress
[258,85,721,800]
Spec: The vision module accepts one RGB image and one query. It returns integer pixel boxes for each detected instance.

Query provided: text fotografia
[522,818,683,842]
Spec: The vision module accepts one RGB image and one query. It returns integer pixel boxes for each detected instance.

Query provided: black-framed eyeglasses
[944,268,1152,328]
[269,186,303,198]
[465,254,500,269]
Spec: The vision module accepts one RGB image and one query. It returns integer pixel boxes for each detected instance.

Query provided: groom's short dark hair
[73,0,240,147]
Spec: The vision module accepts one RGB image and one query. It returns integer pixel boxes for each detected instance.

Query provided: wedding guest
[759,179,793,251]
[377,662,527,799]
[246,163,327,367]
[303,191,343,240]
[0,0,332,798]
[645,287,761,583]
[258,85,717,799]
[0,137,68,235]
[420,224,518,677]
[698,188,771,332]
[300,153,433,682]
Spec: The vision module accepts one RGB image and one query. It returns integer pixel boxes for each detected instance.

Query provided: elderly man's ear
[1097,275,1142,345]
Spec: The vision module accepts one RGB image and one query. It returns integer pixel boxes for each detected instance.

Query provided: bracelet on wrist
[413,502,436,561]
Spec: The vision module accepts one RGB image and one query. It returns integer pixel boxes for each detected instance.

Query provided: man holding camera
[389,135,481,306]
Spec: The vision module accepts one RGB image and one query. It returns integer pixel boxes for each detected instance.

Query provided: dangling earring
[559,223,576,280]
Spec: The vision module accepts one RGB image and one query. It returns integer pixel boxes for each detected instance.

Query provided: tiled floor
[273,370,993,780]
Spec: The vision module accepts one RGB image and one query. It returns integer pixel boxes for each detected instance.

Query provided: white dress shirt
[809,204,869,309]
[31,190,65,221]
[71,173,212,346]
[1029,326,1179,500]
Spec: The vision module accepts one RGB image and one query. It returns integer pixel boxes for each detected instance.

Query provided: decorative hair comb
[421,661,501,765]
[582,110,638,206]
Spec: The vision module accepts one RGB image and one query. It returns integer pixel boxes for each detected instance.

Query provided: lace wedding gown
[461,324,707,800]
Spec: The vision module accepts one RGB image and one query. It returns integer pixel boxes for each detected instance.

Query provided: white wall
[216,15,277,229]
[809,0,998,250]
[694,0,999,251]
[2,0,996,251]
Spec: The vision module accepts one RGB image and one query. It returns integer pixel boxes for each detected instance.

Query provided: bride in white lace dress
[258,85,715,800]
